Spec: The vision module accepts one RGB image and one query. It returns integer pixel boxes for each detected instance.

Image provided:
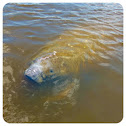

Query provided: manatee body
[24,38,92,100]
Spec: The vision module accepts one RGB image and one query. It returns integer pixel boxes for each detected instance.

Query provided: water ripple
[3,3,123,122]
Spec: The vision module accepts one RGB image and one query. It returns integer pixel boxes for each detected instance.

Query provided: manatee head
[24,55,56,84]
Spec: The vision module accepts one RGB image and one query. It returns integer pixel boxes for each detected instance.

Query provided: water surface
[3,3,123,123]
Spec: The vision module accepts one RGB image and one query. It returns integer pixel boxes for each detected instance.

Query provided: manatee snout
[24,63,44,84]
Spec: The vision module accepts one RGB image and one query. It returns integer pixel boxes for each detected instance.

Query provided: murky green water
[3,3,123,123]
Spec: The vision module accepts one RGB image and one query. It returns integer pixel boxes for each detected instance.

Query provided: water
[3,3,123,123]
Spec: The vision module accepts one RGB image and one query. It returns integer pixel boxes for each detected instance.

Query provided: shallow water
[3,3,123,123]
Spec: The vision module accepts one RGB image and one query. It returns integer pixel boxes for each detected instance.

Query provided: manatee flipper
[46,78,80,102]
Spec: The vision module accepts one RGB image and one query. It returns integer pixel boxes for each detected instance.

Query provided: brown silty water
[3,3,123,123]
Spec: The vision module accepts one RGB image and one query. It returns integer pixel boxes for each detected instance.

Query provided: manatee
[24,31,109,100]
